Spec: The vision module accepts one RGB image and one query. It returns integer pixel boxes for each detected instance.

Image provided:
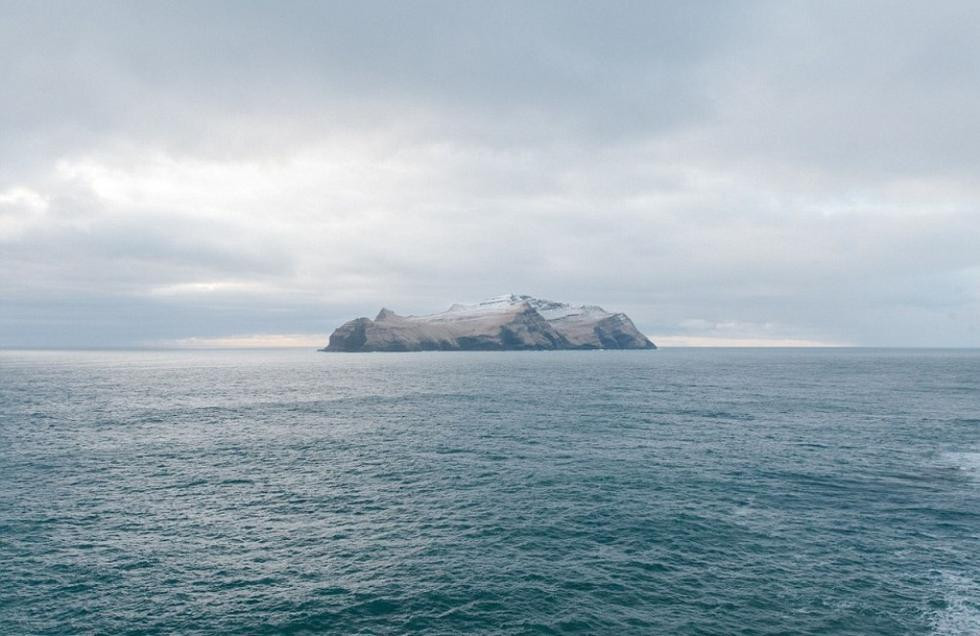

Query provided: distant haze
[2,1,978,347]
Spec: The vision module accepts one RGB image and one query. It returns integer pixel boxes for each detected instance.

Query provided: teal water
[1,348,978,635]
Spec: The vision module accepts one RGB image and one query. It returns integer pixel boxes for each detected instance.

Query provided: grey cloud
[1,1,978,347]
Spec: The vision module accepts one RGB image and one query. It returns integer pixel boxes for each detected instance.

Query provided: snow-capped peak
[442,294,608,321]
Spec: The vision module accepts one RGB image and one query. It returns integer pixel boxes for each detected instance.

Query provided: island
[322,294,656,351]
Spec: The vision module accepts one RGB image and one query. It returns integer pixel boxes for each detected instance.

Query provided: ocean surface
[1,348,978,635]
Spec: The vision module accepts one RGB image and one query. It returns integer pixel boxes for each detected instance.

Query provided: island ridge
[322,294,656,352]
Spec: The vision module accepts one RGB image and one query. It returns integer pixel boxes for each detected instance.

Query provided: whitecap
[941,451,980,480]
[931,572,980,636]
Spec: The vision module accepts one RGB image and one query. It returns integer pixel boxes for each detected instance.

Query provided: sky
[1,1,978,347]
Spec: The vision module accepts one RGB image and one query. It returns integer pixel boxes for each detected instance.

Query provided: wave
[940,451,980,480]
[930,572,980,636]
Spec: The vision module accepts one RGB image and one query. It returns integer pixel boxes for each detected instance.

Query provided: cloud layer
[2,1,978,346]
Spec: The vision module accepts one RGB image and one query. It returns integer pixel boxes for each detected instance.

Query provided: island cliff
[322,295,656,351]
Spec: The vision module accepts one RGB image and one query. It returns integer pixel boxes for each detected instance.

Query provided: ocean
[1,348,978,635]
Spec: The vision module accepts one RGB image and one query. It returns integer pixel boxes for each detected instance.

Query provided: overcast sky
[2,1,978,347]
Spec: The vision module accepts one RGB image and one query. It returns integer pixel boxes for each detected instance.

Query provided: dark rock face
[322,295,656,352]
[326,317,371,352]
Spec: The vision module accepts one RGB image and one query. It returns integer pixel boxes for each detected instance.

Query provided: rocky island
[322,294,656,351]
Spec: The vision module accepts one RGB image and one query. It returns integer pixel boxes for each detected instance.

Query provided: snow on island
[322,294,656,351]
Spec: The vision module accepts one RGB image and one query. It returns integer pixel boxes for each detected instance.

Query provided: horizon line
[3,345,979,352]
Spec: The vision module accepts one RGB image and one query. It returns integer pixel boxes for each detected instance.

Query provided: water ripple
[1,348,978,634]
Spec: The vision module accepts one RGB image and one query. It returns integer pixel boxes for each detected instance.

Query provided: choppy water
[1,348,978,635]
